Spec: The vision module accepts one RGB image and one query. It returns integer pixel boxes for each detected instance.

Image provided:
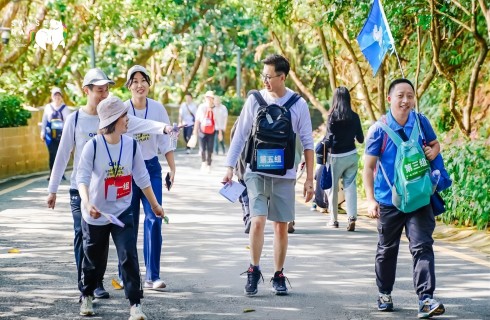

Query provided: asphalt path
[0,150,489,319]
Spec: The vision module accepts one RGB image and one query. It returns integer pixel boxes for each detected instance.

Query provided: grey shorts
[244,172,295,222]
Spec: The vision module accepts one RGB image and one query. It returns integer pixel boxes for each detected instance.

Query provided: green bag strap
[377,121,403,147]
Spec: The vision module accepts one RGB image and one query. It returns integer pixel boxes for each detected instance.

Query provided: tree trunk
[331,24,376,121]
[316,27,336,94]
[271,32,329,121]
[478,0,490,41]
[378,62,386,115]
[180,44,205,104]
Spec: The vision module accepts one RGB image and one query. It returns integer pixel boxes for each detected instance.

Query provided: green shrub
[440,141,490,230]
[221,96,245,116]
[0,94,31,128]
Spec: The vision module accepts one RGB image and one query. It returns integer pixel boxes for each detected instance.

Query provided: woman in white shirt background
[213,96,228,156]
[178,92,197,154]
[40,87,70,180]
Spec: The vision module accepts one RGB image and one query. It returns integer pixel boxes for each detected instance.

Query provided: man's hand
[47,193,57,209]
[367,199,380,218]
[303,178,314,203]
[222,167,234,184]
[169,170,175,187]
[163,125,173,134]
[423,145,437,161]
[218,130,223,142]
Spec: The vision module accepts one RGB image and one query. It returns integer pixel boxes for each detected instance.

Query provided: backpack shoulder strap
[92,137,97,165]
[133,138,137,158]
[59,105,66,121]
[247,90,268,108]
[283,93,301,110]
[378,121,403,147]
[74,110,79,144]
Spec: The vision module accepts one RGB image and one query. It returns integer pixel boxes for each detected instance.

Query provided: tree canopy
[0,0,489,138]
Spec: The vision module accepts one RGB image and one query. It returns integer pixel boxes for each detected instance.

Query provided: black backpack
[244,90,301,176]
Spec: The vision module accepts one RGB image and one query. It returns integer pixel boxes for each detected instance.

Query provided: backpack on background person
[45,104,66,145]
[200,108,215,134]
[244,90,301,176]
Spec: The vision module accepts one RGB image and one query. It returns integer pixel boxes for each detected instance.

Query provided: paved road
[0,151,489,319]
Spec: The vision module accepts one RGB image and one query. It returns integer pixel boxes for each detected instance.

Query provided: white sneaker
[144,279,166,289]
[207,165,212,173]
[80,296,94,316]
[129,304,147,320]
[200,162,207,172]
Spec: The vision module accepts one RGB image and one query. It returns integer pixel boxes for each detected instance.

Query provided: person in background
[325,86,364,231]
[40,87,70,180]
[178,92,197,154]
[194,90,216,173]
[77,96,164,320]
[213,96,228,155]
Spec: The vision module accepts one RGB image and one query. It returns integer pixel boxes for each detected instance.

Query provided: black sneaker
[94,281,110,299]
[271,269,290,295]
[241,265,263,295]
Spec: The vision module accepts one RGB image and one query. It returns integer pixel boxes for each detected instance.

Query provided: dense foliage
[0,94,31,128]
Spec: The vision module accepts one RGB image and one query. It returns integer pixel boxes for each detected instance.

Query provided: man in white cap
[193,90,216,173]
[46,68,174,301]
[40,87,70,180]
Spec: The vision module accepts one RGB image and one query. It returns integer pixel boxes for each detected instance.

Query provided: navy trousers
[375,204,436,299]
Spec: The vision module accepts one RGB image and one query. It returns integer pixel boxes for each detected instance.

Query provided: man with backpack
[223,54,314,296]
[40,87,70,180]
[363,78,445,319]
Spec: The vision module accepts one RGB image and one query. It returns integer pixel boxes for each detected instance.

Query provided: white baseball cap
[204,90,215,98]
[51,87,62,95]
[126,65,150,87]
[97,96,129,129]
[82,68,115,87]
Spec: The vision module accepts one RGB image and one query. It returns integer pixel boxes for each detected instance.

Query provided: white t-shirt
[214,104,228,131]
[48,108,168,193]
[179,102,197,126]
[124,98,172,160]
[77,134,150,225]
[225,88,314,180]
[41,103,71,137]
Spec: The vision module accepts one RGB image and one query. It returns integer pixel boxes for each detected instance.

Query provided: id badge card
[105,175,132,200]
[256,149,284,170]
[107,185,117,202]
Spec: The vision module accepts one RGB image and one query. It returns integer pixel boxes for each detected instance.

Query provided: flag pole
[378,0,405,78]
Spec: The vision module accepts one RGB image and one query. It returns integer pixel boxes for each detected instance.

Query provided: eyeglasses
[260,73,282,82]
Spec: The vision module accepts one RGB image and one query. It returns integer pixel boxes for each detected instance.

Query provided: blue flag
[356,0,395,76]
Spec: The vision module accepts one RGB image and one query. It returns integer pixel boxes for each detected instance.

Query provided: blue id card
[256,149,284,170]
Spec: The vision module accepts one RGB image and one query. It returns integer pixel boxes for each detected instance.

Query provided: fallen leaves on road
[8,248,20,253]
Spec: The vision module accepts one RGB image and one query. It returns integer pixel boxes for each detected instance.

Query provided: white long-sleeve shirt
[77,134,150,225]
[214,104,228,131]
[179,102,197,126]
[225,88,314,180]
[124,98,172,160]
[48,108,168,193]
[40,103,71,137]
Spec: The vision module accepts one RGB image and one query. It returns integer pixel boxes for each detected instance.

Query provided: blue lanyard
[130,98,148,119]
[102,135,123,177]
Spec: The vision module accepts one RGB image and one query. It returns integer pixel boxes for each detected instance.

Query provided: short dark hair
[127,71,152,88]
[262,54,290,76]
[388,78,415,95]
[99,112,127,134]
[185,92,192,98]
